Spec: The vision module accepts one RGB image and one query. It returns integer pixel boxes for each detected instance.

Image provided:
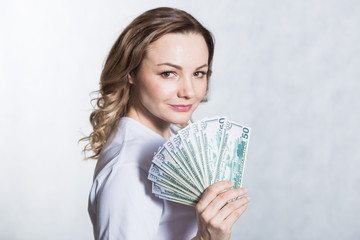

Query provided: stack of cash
[148,116,251,206]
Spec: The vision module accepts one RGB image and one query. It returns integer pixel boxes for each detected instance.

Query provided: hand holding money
[148,116,251,206]
[192,181,250,240]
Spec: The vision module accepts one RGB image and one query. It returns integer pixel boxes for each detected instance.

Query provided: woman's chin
[168,115,192,125]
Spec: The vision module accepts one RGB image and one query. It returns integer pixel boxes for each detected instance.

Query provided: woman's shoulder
[93,117,166,180]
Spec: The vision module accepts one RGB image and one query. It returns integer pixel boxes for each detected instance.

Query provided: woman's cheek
[197,81,208,99]
[154,83,178,98]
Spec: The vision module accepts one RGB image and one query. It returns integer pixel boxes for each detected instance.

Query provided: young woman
[83,7,250,240]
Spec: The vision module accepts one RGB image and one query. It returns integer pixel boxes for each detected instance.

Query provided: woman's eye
[161,72,175,78]
[193,71,206,78]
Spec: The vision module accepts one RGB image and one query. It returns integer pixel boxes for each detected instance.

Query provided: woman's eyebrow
[157,63,182,70]
[157,63,208,70]
[195,64,208,70]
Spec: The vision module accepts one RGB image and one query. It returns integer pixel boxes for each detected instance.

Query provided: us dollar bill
[148,163,200,198]
[198,116,226,185]
[178,124,206,189]
[152,182,199,205]
[212,120,251,188]
[149,117,251,206]
[168,135,204,192]
[152,147,201,194]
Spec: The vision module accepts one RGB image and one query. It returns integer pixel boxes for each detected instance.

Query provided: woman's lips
[170,104,193,112]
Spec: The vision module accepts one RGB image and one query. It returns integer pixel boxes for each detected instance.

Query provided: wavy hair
[81,7,215,159]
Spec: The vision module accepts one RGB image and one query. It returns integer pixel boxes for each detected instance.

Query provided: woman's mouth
[170,104,193,112]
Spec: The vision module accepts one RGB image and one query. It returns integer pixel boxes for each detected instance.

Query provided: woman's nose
[177,75,195,99]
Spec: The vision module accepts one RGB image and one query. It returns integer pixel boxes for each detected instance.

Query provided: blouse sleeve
[92,161,163,240]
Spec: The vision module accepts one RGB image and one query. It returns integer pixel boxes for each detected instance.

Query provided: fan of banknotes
[148,116,251,206]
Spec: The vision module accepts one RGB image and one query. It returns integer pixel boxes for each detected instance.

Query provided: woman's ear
[128,72,135,85]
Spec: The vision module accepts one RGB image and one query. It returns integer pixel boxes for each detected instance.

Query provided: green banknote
[168,135,204,192]
[212,120,250,188]
[152,182,199,205]
[198,117,226,186]
[148,163,200,198]
[149,116,251,206]
[152,146,201,194]
[179,124,206,189]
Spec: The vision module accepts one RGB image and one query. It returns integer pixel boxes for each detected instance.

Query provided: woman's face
[129,32,209,127]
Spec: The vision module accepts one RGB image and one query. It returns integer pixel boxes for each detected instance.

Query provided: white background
[1,0,359,239]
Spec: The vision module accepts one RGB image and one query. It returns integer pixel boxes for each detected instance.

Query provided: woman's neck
[126,106,171,139]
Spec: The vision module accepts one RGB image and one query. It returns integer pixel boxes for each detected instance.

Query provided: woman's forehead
[144,33,209,66]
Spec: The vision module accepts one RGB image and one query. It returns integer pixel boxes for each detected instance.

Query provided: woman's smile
[169,104,193,112]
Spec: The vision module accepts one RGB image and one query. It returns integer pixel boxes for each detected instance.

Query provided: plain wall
[1,0,359,239]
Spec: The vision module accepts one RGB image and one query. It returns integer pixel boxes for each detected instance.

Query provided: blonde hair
[82,7,215,159]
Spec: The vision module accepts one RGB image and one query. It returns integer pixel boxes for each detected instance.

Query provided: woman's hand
[192,181,250,240]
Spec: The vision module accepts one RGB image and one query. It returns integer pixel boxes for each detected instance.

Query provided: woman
[83,7,250,240]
